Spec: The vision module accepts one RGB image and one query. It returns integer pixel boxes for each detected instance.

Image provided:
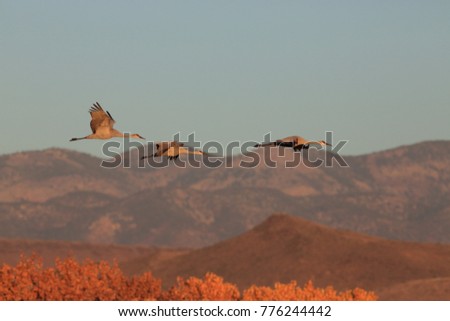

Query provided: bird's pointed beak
[325,142,332,146]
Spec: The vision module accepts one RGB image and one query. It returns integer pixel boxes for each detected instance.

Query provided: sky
[1,1,449,157]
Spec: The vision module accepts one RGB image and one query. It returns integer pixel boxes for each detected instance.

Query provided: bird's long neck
[111,129,125,138]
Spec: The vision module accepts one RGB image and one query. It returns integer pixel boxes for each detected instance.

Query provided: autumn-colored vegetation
[243,281,376,301]
[0,256,377,301]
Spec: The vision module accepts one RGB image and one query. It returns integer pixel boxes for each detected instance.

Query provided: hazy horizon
[2,137,448,160]
[2,1,449,158]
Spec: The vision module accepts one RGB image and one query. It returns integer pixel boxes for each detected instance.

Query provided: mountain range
[1,140,449,248]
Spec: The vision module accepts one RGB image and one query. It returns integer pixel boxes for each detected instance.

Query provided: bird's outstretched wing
[277,140,295,147]
[254,141,276,147]
[154,141,184,156]
[254,136,305,148]
[293,144,307,151]
[89,102,115,134]
[254,140,294,147]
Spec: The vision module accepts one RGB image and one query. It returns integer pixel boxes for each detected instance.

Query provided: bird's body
[70,102,144,141]
[142,141,208,160]
[254,135,331,151]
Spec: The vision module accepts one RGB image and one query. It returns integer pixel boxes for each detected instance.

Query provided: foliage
[161,273,240,301]
[242,280,377,301]
[0,256,377,301]
[0,255,161,300]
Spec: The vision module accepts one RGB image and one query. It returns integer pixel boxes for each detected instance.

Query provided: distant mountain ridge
[0,140,449,247]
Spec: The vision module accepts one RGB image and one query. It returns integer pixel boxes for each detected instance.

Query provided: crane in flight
[141,141,208,160]
[70,102,145,141]
[254,135,331,151]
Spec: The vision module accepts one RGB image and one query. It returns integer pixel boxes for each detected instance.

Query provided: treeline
[0,256,376,300]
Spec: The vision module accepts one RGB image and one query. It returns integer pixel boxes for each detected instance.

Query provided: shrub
[0,256,376,301]
[161,273,241,300]
[243,280,377,301]
[0,256,161,300]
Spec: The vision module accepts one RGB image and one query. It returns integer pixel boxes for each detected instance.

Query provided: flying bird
[70,102,145,141]
[141,141,208,160]
[254,135,331,151]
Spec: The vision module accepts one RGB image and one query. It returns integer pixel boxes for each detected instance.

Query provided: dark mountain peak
[150,213,450,294]
[219,212,375,253]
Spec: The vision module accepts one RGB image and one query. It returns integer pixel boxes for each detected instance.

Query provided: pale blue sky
[1,1,449,157]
